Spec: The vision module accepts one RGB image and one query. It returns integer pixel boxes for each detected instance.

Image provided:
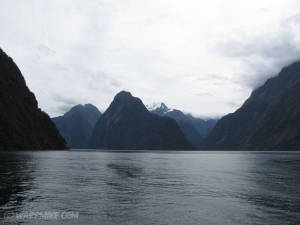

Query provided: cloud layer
[1,0,300,117]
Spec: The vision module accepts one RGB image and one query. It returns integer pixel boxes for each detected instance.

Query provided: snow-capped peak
[146,102,173,114]
[146,102,164,110]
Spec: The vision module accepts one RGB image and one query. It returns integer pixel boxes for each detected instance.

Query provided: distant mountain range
[2,46,300,151]
[201,61,300,150]
[52,104,101,149]
[89,91,194,150]
[53,96,216,150]
[0,48,67,150]
[147,103,217,147]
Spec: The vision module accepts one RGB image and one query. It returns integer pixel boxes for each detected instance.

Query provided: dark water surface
[0,151,300,225]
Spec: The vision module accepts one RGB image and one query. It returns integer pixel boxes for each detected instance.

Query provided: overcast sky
[1,0,300,117]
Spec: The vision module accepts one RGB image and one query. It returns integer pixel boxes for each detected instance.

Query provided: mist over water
[0,151,300,225]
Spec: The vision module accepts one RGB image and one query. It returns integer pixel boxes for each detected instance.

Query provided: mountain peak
[89,92,194,150]
[201,60,300,150]
[84,103,97,108]
[52,103,101,149]
[146,102,171,114]
[83,104,101,114]
[65,103,100,117]
[148,103,218,146]
[114,91,133,100]
[109,91,148,114]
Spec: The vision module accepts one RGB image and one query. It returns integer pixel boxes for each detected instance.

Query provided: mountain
[186,115,218,137]
[148,103,203,147]
[202,61,300,150]
[0,48,67,150]
[148,103,218,146]
[52,104,101,149]
[89,91,194,150]
[147,102,172,115]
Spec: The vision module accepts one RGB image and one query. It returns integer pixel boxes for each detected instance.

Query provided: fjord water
[0,151,300,225]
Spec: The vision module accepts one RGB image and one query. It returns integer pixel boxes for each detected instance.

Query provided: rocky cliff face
[202,61,300,150]
[89,91,194,150]
[52,104,101,149]
[0,48,67,150]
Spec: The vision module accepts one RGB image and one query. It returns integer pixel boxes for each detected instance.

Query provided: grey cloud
[53,95,78,105]
[195,74,232,82]
[37,44,56,56]
[227,101,242,108]
[2,0,300,118]
[52,95,79,115]
[217,13,300,89]
[55,104,73,115]
[193,91,213,97]
[110,80,121,88]
[75,68,122,92]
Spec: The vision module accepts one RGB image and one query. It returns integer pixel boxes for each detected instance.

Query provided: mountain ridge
[89,91,194,150]
[148,102,218,147]
[0,48,67,150]
[52,104,101,149]
[201,60,300,150]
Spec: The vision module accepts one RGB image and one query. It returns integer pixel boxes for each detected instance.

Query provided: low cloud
[1,0,300,117]
[51,95,79,115]
[217,13,300,89]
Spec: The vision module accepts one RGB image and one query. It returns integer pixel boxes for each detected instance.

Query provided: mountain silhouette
[202,61,300,150]
[52,104,101,148]
[0,48,67,150]
[89,91,194,150]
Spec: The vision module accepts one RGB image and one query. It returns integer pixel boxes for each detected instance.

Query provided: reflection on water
[0,152,35,216]
[0,151,300,225]
[244,154,300,214]
[107,163,143,178]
